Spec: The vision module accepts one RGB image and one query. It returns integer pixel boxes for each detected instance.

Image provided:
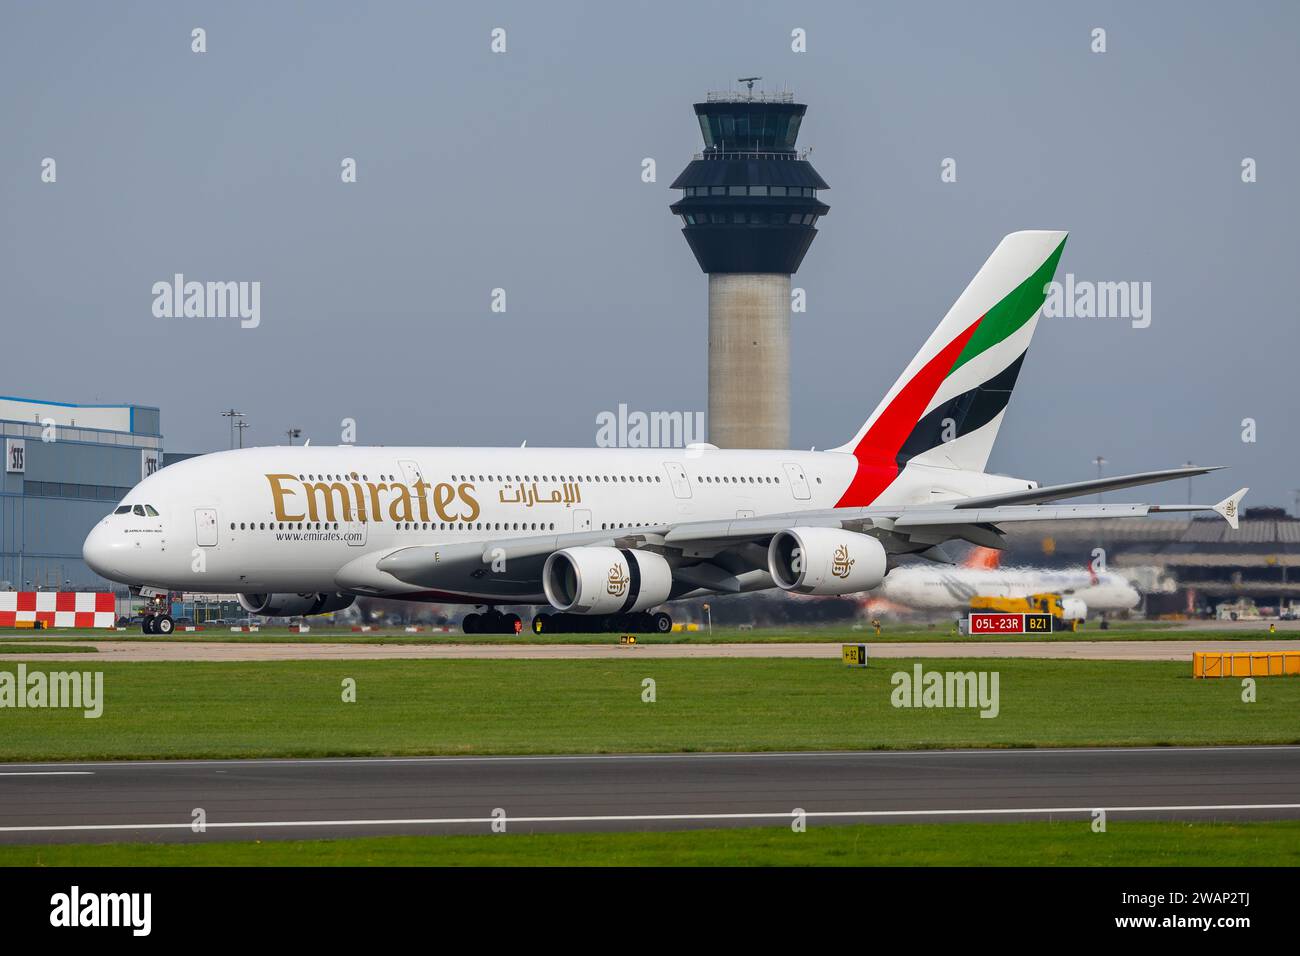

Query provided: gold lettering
[366,483,388,522]
[457,482,480,522]
[388,483,414,522]
[432,482,456,522]
[266,474,305,522]
[413,479,431,522]
[349,482,368,522]
[304,482,353,522]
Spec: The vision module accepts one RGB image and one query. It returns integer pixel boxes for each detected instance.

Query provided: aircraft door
[398,459,424,485]
[195,508,218,547]
[782,462,812,500]
[663,462,693,499]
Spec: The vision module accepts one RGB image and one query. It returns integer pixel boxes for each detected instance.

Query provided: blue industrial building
[1,396,162,591]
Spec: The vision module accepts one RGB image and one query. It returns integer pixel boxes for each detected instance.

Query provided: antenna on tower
[738,76,762,97]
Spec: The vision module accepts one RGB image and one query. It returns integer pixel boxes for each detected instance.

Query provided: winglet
[1215,488,1248,530]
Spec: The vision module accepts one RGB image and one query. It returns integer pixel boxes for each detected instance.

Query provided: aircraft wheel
[463,613,481,635]
[141,617,156,635]
[652,612,672,634]
[156,616,174,635]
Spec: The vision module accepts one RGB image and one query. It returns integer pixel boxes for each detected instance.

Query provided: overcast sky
[2,1,1296,507]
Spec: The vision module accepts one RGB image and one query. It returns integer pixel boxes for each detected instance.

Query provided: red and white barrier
[0,592,115,628]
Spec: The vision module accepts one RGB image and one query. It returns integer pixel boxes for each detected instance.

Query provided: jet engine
[543,547,673,615]
[238,592,357,617]
[768,527,887,596]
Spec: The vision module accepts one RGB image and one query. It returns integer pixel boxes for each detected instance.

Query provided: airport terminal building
[0,396,162,592]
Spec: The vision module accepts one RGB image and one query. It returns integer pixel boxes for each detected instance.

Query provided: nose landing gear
[137,590,174,636]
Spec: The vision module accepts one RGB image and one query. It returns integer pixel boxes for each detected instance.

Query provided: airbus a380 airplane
[83,231,1246,635]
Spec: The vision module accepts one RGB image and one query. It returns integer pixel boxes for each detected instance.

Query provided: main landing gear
[462,609,523,635]
[530,611,672,635]
[141,614,174,635]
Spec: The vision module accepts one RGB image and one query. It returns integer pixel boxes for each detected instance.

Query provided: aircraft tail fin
[834,230,1067,506]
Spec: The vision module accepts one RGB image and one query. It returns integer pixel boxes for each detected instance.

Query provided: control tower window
[727,186,745,196]
[770,186,787,197]
[749,186,768,197]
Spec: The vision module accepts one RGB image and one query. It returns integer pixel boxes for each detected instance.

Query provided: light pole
[1185,461,1195,505]
[286,427,302,446]
[221,409,245,449]
[702,602,712,635]
[235,419,250,448]
[1092,456,1107,503]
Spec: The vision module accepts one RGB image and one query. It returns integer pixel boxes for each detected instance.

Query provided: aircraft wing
[348,485,1247,595]
[950,464,1225,509]
[663,488,1246,553]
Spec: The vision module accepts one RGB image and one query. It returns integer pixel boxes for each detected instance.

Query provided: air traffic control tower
[669,85,829,449]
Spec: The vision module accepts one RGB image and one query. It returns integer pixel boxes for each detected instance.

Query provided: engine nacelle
[768,527,887,596]
[543,547,673,615]
[238,592,356,617]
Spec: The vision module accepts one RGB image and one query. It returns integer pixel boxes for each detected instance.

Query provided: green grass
[1,658,1297,761]
[2,623,1294,645]
[4,820,1298,867]
[0,644,95,654]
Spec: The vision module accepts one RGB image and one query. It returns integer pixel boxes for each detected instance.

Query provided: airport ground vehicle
[970,593,1085,631]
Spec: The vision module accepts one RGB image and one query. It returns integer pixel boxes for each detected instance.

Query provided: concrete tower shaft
[708,274,791,450]
[670,90,829,450]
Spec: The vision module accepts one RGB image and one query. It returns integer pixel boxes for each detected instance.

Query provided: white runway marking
[0,772,93,777]
[3,803,1298,833]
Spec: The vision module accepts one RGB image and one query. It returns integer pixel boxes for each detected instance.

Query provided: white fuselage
[879,566,1141,613]
[82,444,1034,602]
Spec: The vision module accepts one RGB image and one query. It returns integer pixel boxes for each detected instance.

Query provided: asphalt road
[1,746,1297,844]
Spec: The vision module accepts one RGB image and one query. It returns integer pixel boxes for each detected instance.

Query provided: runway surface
[3,638,1299,662]
[1,746,1298,844]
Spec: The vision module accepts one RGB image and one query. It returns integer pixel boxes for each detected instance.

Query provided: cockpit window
[144,505,159,517]
[113,505,131,515]
[132,505,146,517]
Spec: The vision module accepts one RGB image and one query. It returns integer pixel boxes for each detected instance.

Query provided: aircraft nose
[83,521,129,581]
